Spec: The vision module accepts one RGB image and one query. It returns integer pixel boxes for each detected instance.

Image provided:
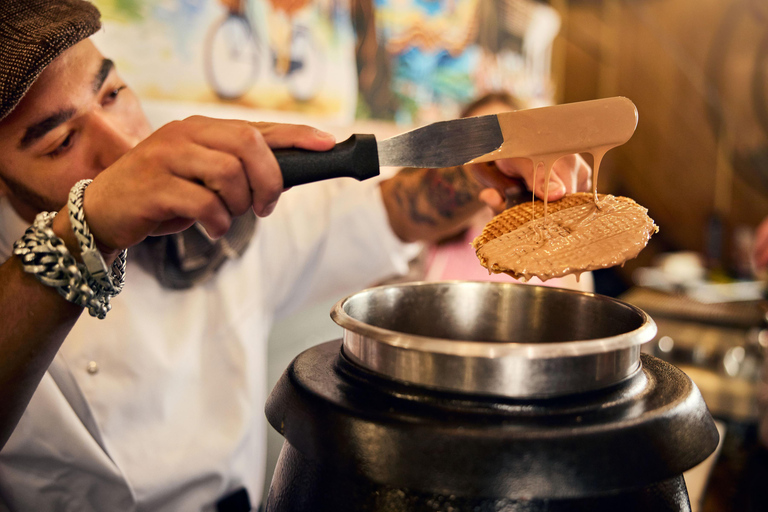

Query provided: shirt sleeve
[251,177,422,319]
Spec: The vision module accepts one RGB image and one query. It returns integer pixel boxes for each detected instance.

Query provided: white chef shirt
[0,178,420,511]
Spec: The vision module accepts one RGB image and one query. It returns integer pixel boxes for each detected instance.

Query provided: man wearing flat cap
[0,1,591,510]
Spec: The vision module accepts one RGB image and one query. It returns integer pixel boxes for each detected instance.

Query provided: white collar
[0,196,31,264]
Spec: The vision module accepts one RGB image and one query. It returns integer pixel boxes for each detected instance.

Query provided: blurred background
[91,0,768,285]
[90,1,768,510]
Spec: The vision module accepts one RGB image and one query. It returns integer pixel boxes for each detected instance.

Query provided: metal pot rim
[331,280,657,360]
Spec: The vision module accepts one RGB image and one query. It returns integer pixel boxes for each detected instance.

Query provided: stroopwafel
[472,192,658,281]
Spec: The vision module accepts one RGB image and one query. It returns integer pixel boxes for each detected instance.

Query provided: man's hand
[78,116,335,254]
[466,154,593,214]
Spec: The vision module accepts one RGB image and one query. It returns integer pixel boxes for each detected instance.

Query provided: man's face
[0,39,152,221]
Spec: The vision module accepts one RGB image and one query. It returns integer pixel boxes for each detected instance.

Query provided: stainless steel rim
[331,281,657,398]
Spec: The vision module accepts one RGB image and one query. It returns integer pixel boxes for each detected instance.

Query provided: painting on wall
[90,0,560,125]
[91,0,360,121]
[353,0,561,124]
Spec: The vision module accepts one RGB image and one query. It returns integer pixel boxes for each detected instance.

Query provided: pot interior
[337,281,647,345]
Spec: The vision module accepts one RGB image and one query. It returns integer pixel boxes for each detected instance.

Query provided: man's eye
[104,85,127,104]
[47,133,74,158]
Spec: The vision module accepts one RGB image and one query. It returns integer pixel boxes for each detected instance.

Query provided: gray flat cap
[0,0,101,122]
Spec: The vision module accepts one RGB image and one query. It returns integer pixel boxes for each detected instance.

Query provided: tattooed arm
[381,163,503,243]
[380,154,592,243]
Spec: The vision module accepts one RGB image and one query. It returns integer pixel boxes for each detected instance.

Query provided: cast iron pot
[265,281,719,511]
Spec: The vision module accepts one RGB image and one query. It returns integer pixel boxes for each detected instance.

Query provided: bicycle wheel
[204,14,259,100]
[286,26,323,102]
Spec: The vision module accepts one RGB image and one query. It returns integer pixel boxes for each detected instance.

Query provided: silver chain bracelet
[68,179,127,295]
[13,211,112,319]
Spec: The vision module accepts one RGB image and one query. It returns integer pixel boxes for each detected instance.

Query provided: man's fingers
[495,158,535,191]
[189,119,336,216]
[478,188,505,214]
[536,169,566,201]
[246,123,334,212]
[168,144,253,217]
[185,118,283,215]
[249,121,336,151]
[495,154,592,201]
[576,154,593,191]
[551,154,592,194]
[239,123,335,214]
[551,155,579,193]
[150,218,197,237]
[467,162,523,193]
[504,159,565,201]
[238,129,282,216]
[150,178,233,239]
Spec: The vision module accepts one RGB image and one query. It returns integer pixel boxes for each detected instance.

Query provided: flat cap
[0,0,101,122]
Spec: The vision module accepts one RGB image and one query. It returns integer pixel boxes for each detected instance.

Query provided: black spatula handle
[275,134,380,188]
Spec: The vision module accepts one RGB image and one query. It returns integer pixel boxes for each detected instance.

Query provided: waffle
[472,192,658,281]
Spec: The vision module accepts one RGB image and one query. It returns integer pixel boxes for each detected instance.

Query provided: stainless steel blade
[376,115,504,168]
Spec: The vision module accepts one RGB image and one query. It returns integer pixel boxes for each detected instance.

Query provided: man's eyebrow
[19,109,76,150]
[93,58,115,94]
[17,60,115,150]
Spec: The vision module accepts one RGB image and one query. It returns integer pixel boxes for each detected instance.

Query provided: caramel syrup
[469,97,653,281]
[468,96,638,214]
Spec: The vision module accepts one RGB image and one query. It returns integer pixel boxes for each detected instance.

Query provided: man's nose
[88,112,140,169]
